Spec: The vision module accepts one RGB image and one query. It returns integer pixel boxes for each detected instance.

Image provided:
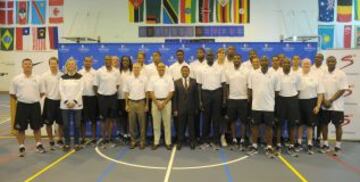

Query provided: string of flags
[0,0,63,51]
[318,0,360,49]
[129,0,250,24]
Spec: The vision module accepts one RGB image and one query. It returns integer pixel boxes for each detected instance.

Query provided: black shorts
[42,98,62,125]
[82,96,98,123]
[98,94,117,120]
[226,99,248,124]
[14,102,42,131]
[299,98,317,127]
[251,111,274,126]
[117,99,127,117]
[278,96,300,127]
[321,110,344,127]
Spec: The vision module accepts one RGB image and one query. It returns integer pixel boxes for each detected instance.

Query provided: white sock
[324,140,329,146]
[336,142,341,148]
[240,138,244,143]
[297,139,302,144]
[277,143,281,147]
[19,144,25,148]
[307,140,312,146]
[289,144,294,148]
[252,143,258,149]
[266,145,272,149]
[36,142,42,146]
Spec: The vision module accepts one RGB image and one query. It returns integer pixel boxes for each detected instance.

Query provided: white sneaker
[221,135,228,147]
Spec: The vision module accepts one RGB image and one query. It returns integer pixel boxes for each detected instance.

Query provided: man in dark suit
[173,65,198,150]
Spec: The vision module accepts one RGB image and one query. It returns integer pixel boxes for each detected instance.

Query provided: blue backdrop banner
[58,42,318,69]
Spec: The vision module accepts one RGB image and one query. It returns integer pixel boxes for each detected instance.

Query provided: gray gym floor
[1,94,360,182]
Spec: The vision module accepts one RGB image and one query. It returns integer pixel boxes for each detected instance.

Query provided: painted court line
[0,117,10,125]
[219,149,233,182]
[97,148,129,182]
[278,155,309,182]
[164,145,177,182]
[327,154,360,176]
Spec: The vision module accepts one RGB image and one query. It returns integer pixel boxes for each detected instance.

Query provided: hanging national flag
[49,0,64,24]
[180,0,196,23]
[16,0,29,24]
[31,0,46,24]
[318,25,334,50]
[337,0,352,22]
[146,0,161,24]
[48,26,58,49]
[216,0,231,23]
[356,26,360,48]
[233,0,250,24]
[163,0,179,24]
[319,0,335,22]
[355,0,360,21]
[32,27,46,50]
[0,0,14,25]
[199,0,214,23]
[0,28,14,51]
[343,25,352,48]
[16,27,31,50]
[129,0,144,23]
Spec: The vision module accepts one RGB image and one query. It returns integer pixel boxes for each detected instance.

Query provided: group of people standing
[10,46,348,158]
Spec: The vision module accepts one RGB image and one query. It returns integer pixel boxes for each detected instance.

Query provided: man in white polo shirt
[10,58,46,157]
[148,63,174,150]
[145,51,168,78]
[198,50,226,149]
[320,56,348,155]
[79,56,98,145]
[124,63,148,150]
[169,49,189,81]
[276,58,301,157]
[93,55,120,148]
[225,54,250,151]
[247,56,279,157]
[242,50,257,70]
[190,47,206,140]
[41,57,63,150]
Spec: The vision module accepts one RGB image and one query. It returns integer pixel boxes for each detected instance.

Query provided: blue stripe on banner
[219,149,233,182]
[97,148,129,182]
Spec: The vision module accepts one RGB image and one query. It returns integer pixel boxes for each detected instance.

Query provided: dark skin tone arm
[198,84,203,111]
[222,82,227,105]
[323,90,346,107]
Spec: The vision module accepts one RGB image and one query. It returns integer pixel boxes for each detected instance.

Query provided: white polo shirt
[189,59,206,80]
[9,73,45,103]
[311,64,326,78]
[268,67,282,76]
[278,70,301,97]
[169,61,189,81]
[248,70,279,111]
[59,73,84,110]
[198,63,226,90]
[93,66,120,96]
[292,67,302,75]
[41,70,62,100]
[144,62,169,78]
[225,65,249,100]
[299,71,324,99]
[321,69,349,111]
[147,74,174,99]
[117,70,132,99]
[123,74,147,100]
[79,68,97,96]
[242,60,253,70]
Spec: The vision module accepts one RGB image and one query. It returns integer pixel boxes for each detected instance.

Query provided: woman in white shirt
[59,58,84,151]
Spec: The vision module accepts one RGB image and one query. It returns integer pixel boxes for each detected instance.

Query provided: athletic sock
[297,139,302,145]
[307,140,312,146]
[36,142,42,147]
[324,140,329,146]
[19,144,25,149]
[252,143,258,149]
[335,142,341,148]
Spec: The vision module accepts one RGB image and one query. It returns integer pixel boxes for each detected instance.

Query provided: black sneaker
[36,144,46,154]
[63,145,70,152]
[307,145,314,155]
[265,147,275,159]
[74,145,82,151]
[49,141,55,151]
[320,145,331,154]
[239,142,245,152]
[294,143,303,153]
[286,147,298,157]
[247,146,258,156]
[19,147,25,157]
[333,147,342,156]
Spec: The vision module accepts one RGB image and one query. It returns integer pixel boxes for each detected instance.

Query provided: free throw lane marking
[278,154,309,182]
[163,145,177,182]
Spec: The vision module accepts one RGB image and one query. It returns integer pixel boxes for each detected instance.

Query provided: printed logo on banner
[59,44,69,53]
[282,43,294,52]
[262,43,273,52]
[168,56,176,64]
[118,44,130,53]
[159,44,170,53]
[180,44,191,52]
[98,44,109,53]
[340,55,355,70]
[342,114,353,126]
[189,55,195,62]
[138,44,150,52]
[344,84,354,97]
[240,43,252,51]
[78,44,90,53]
[304,43,316,52]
